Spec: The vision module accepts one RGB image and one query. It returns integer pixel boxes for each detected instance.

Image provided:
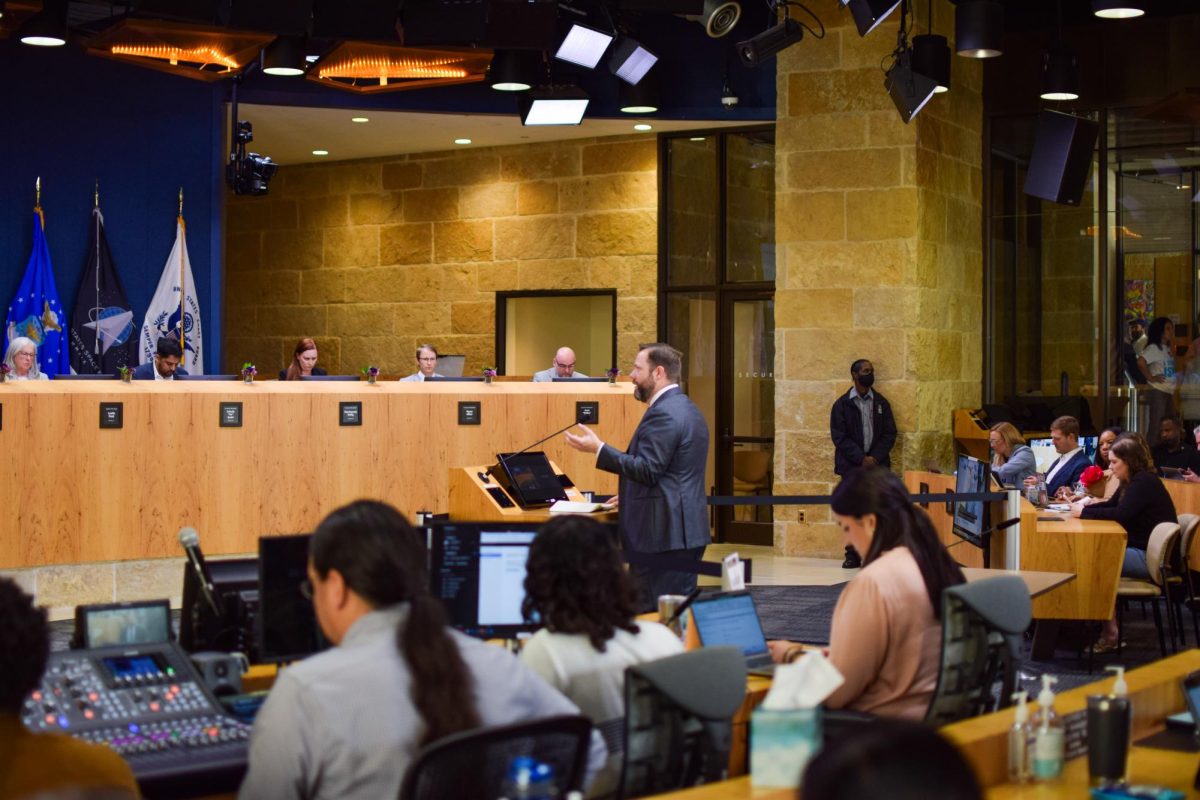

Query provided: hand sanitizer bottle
[1008,690,1032,783]
[1032,675,1064,781]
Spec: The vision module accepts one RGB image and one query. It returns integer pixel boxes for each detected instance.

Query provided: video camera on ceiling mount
[226,120,278,196]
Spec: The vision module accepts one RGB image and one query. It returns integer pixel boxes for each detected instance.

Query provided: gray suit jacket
[532,367,589,382]
[596,388,710,553]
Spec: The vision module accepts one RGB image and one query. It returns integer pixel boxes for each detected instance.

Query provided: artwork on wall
[1124,280,1154,323]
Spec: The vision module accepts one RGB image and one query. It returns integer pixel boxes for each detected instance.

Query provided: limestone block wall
[773,0,984,556]
[223,135,658,376]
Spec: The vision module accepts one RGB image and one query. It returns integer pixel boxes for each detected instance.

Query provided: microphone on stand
[488,421,582,507]
[178,527,223,618]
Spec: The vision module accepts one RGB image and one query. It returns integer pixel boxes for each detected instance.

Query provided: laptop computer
[689,591,776,677]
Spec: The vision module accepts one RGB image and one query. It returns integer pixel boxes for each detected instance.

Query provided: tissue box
[750,707,821,788]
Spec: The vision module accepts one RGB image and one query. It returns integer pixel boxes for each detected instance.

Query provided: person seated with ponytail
[239,500,604,800]
[767,468,966,721]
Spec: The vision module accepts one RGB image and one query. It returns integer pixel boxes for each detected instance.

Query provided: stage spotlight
[1040,45,1079,101]
[488,49,540,92]
[685,0,742,38]
[519,86,590,126]
[609,37,658,85]
[737,17,803,67]
[555,22,613,69]
[843,0,902,38]
[911,33,950,93]
[1092,1,1144,19]
[619,74,660,113]
[263,36,306,76]
[885,49,938,124]
[20,0,67,47]
[955,0,1003,58]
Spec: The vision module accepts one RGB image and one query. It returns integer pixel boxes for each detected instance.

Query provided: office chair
[398,715,593,800]
[619,647,745,798]
[924,575,1031,727]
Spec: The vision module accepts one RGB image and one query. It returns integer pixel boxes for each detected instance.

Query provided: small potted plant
[607,366,620,385]
[117,364,133,383]
[241,362,257,384]
[482,366,497,385]
[362,365,380,385]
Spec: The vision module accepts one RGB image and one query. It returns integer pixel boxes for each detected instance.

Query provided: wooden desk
[0,381,642,568]
[961,568,1075,599]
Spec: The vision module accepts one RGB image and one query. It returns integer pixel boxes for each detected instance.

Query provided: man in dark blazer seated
[132,336,188,380]
[830,359,897,567]
[565,343,710,605]
[1025,415,1091,499]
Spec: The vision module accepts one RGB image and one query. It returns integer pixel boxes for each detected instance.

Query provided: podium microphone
[178,527,223,618]
[497,421,582,466]
[983,517,1021,536]
[489,421,582,505]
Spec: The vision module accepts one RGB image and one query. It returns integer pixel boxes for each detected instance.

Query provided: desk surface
[961,567,1075,599]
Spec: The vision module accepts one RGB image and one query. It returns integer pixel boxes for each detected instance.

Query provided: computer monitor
[428,523,541,638]
[1029,435,1099,473]
[55,373,117,380]
[952,454,992,548]
[175,374,237,381]
[487,451,569,508]
[424,376,485,382]
[72,600,172,649]
[179,557,260,661]
[551,377,608,382]
[299,375,359,381]
[258,534,326,663]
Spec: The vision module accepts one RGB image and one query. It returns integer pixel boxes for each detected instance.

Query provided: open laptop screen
[689,592,769,658]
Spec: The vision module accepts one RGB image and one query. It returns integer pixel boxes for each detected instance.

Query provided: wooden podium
[448,461,619,523]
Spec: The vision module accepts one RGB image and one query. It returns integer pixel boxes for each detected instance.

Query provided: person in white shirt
[240,500,604,800]
[400,343,444,382]
[520,515,684,798]
[3,337,49,380]
[1138,316,1178,438]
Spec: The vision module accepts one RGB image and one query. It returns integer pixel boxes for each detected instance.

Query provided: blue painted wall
[0,40,225,372]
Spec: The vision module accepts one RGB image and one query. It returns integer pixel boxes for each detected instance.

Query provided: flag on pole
[4,207,69,376]
[139,214,203,374]
[69,206,137,374]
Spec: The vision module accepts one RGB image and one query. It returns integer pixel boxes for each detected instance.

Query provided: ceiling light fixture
[955,0,1003,58]
[910,0,949,93]
[310,42,491,94]
[609,36,658,85]
[19,0,67,47]
[884,2,937,123]
[843,0,903,38]
[455,138,472,145]
[263,36,306,76]
[519,86,590,126]
[312,149,329,156]
[619,73,660,113]
[1040,4,1078,101]
[1092,1,1145,19]
[634,123,653,131]
[351,116,369,123]
[555,22,614,69]
[487,49,540,92]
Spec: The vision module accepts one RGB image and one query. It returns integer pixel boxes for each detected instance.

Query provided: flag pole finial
[35,176,41,208]
[94,181,99,208]
[178,187,183,216]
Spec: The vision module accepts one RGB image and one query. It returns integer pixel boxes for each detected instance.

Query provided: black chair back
[398,715,592,800]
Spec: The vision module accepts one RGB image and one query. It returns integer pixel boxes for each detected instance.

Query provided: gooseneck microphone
[488,421,581,506]
[498,421,581,466]
[178,527,223,618]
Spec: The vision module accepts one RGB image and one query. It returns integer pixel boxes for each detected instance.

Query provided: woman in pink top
[771,468,966,721]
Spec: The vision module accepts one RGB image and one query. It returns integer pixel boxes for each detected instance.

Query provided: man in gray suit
[531,346,589,381]
[565,343,710,604]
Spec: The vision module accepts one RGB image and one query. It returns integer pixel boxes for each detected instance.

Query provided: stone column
[773,0,984,555]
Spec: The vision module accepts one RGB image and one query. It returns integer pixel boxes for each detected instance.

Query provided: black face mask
[857,373,875,389]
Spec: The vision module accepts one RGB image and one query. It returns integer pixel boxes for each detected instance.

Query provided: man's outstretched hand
[565,424,602,454]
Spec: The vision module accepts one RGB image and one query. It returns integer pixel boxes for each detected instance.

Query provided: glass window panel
[731,298,774,438]
[726,132,775,283]
[665,291,717,493]
[666,138,717,286]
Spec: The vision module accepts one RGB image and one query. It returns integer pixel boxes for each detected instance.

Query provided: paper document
[548,500,614,514]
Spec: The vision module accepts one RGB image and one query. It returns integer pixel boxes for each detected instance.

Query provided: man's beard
[633,379,651,403]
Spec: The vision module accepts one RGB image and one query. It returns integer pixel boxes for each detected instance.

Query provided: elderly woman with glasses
[3,337,48,380]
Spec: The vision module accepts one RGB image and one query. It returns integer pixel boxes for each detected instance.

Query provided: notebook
[689,591,776,677]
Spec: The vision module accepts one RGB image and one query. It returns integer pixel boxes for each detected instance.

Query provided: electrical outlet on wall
[797,510,806,523]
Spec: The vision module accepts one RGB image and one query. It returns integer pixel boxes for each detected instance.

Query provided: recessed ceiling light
[690,137,706,141]
[305,55,319,63]
[312,149,329,156]
[454,138,472,145]
[634,123,652,131]
[351,116,369,123]
[1092,1,1145,19]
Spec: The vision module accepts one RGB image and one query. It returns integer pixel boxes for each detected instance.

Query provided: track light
[609,37,658,85]
[886,48,937,123]
[619,74,660,113]
[1092,1,1145,18]
[737,17,803,67]
[488,50,540,92]
[911,33,950,93]
[519,86,590,126]
[955,0,1003,58]
[262,36,306,76]
[20,0,67,47]
[843,0,902,37]
[555,22,613,69]
[1040,45,1079,101]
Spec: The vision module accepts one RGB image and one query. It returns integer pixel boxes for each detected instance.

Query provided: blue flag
[4,208,70,376]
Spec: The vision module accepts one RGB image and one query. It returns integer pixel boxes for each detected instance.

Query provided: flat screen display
[82,603,171,648]
[258,534,325,663]
[953,454,991,547]
[491,451,568,507]
[690,592,769,658]
[429,524,541,638]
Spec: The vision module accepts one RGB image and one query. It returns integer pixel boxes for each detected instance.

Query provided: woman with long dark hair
[279,337,326,381]
[240,501,602,800]
[520,516,683,797]
[770,468,966,720]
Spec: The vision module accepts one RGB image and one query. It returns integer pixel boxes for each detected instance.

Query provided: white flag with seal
[139,215,203,373]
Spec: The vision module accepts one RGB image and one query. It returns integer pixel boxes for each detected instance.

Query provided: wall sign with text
[99,403,123,429]
[458,401,481,426]
[340,402,362,426]
[219,402,243,428]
